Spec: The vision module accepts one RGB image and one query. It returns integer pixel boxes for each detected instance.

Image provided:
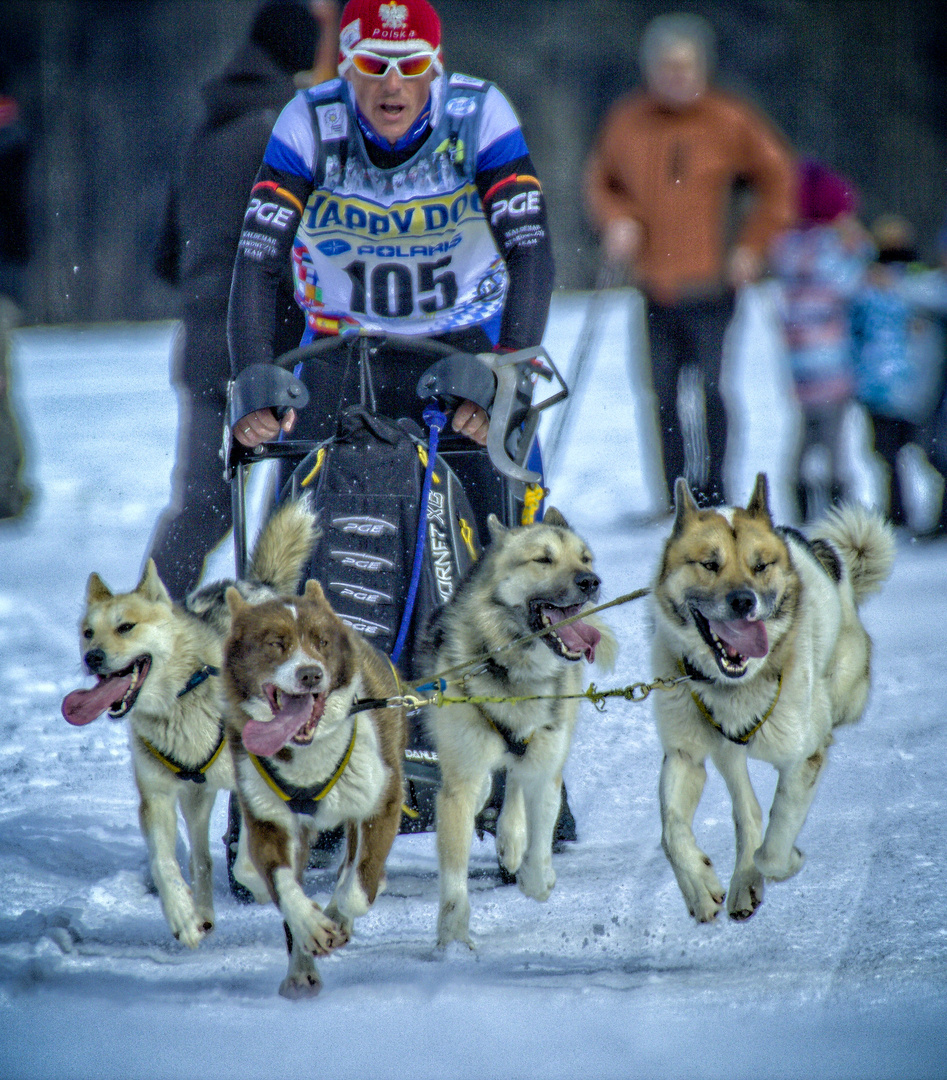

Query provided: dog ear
[745,473,773,525]
[542,506,569,529]
[486,513,507,543]
[136,560,172,605]
[225,586,248,616]
[671,477,699,535]
[304,579,328,605]
[86,572,112,603]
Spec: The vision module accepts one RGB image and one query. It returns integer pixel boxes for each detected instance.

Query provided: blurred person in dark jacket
[584,12,795,508]
[0,83,32,521]
[147,0,337,599]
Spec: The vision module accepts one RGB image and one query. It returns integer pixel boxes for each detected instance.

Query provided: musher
[225,0,574,846]
[227,0,555,540]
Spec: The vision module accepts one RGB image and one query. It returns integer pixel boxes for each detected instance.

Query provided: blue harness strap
[390,402,446,664]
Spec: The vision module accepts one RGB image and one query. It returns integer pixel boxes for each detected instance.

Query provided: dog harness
[176,664,220,697]
[347,657,412,715]
[476,703,532,757]
[247,718,358,815]
[679,657,783,745]
[138,727,226,784]
[137,664,225,783]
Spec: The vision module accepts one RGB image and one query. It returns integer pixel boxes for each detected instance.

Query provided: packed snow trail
[0,294,945,1080]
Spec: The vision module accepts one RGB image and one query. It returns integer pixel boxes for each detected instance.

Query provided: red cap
[339,0,441,69]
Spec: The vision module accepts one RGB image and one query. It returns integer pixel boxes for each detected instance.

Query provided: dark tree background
[2,0,945,325]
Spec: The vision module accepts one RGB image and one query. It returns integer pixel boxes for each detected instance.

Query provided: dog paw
[323,901,354,939]
[437,897,473,949]
[495,829,525,877]
[170,911,212,949]
[279,958,323,1000]
[163,888,210,949]
[517,858,555,902]
[195,903,216,932]
[295,903,349,956]
[678,862,725,923]
[727,868,764,921]
[754,845,805,881]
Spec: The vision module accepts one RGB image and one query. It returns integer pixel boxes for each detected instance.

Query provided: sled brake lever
[229,363,310,428]
[483,347,568,485]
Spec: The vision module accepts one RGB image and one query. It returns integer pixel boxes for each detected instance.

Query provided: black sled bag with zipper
[280,404,481,831]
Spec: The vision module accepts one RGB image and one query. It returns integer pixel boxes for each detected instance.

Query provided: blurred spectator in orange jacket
[584,12,795,508]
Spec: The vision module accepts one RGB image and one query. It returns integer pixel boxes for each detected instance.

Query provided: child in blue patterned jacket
[770,160,871,521]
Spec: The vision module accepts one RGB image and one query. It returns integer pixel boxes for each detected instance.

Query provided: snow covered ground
[1,289,946,1080]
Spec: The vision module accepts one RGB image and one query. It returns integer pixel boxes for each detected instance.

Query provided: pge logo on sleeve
[489,188,542,227]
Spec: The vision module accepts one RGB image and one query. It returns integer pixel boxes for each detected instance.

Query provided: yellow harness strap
[386,657,403,698]
[248,717,358,810]
[140,728,226,782]
[679,659,783,745]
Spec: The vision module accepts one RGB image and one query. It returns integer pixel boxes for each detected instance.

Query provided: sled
[220,332,568,892]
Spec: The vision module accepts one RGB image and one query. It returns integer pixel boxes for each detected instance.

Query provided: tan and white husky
[420,508,615,949]
[651,474,894,922]
[61,499,318,947]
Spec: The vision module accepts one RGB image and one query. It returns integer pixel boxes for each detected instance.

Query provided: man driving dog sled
[225,0,576,846]
[227,0,555,536]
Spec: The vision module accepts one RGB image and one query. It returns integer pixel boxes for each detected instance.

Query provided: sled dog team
[63,475,895,997]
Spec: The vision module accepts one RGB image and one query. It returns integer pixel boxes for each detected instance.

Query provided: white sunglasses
[349,49,436,78]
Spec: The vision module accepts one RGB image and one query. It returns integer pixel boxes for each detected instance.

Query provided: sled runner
[221,332,569,888]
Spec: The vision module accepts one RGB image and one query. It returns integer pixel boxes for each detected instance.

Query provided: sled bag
[285,405,481,677]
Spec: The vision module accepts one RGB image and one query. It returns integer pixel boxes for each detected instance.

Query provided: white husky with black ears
[650,474,894,923]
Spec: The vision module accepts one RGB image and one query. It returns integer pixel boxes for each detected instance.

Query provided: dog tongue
[242,692,320,756]
[544,606,601,663]
[61,674,134,726]
[708,618,769,658]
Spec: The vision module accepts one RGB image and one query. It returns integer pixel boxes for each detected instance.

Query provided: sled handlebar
[272,330,461,371]
[225,331,568,484]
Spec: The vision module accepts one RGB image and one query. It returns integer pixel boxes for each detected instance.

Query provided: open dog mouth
[529,600,600,663]
[241,685,328,756]
[691,606,768,678]
[61,656,152,725]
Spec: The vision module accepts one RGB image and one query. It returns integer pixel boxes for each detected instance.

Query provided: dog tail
[247,497,321,594]
[815,503,896,605]
[587,615,619,673]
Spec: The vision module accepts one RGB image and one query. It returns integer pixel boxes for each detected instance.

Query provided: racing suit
[228,72,553,431]
[228,71,554,537]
